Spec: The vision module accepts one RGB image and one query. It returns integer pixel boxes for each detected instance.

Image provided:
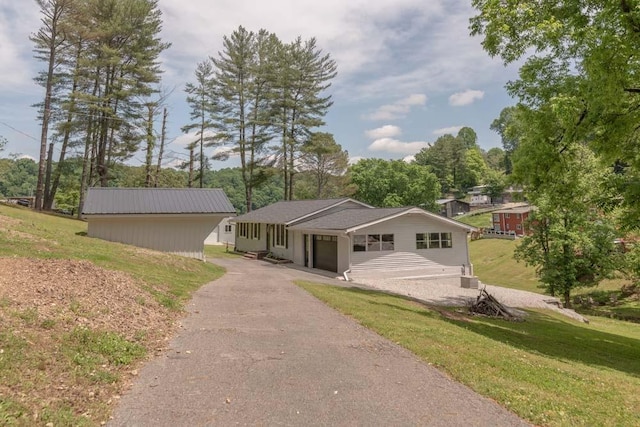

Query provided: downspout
[466,229,474,276]
[343,232,352,281]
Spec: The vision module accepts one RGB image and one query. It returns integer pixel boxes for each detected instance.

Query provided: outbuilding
[233,198,476,280]
[82,188,236,259]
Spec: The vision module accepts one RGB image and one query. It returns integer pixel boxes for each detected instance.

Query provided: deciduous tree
[350,158,440,209]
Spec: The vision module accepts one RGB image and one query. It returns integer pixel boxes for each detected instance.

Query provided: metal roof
[82,188,236,215]
[289,206,476,233]
[233,198,369,225]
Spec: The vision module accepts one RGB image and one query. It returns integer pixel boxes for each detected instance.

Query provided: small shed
[82,188,236,259]
[436,198,470,218]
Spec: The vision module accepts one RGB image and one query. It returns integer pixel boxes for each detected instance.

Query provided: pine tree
[182,60,217,188]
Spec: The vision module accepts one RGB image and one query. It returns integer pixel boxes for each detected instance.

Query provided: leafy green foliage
[350,158,440,209]
[0,158,38,198]
[471,0,640,226]
[513,140,621,305]
[414,127,489,193]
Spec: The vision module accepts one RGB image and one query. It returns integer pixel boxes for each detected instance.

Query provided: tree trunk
[43,143,54,209]
[145,104,154,187]
[154,108,167,187]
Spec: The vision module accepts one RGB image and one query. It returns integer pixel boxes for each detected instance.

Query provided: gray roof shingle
[289,206,476,232]
[233,198,364,224]
[82,188,236,215]
[289,207,410,231]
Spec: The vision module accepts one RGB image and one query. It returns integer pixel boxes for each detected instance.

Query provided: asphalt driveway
[108,258,528,426]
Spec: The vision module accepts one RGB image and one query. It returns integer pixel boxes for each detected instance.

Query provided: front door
[304,234,309,267]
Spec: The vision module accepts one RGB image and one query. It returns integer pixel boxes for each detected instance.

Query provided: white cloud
[365,94,427,121]
[368,138,428,155]
[449,89,485,106]
[433,126,463,135]
[365,125,402,139]
[403,155,415,163]
[17,154,36,161]
[348,156,366,165]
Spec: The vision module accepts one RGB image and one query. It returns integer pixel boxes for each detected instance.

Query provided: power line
[0,121,39,141]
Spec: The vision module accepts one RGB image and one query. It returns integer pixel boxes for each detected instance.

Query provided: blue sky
[0,0,520,167]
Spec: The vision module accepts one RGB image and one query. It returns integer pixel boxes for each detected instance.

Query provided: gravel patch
[352,275,588,323]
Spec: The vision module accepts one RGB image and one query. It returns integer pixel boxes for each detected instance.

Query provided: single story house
[491,205,532,236]
[436,198,471,218]
[82,188,236,259]
[205,217,235,246]
[233,198,476,280]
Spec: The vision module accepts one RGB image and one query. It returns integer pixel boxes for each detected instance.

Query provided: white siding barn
[83,188,236,259]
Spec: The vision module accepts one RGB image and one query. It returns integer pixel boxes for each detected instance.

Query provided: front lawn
[297,281,640,427]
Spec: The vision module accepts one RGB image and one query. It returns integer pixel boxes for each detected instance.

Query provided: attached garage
[82,188,236,259]
[313,235,338,272]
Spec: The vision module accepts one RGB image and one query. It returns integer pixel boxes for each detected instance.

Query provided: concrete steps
[243,251,269,260]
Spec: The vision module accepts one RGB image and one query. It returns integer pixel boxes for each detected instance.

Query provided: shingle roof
[233,198,367,224]
[82,188,236,215]
[289,207,410,231]
[290,206,477,232]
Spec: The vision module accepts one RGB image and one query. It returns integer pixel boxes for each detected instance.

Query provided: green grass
[0,204,224,309]
[204,243,242,259]
[469,238,640,320]
[0,204,227,425]
[456,212,492,228]
[469,239,541,292]
[297,281,640,427]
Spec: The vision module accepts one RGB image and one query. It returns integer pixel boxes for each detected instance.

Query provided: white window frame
[353,234,394,252]
[416,232,452,249]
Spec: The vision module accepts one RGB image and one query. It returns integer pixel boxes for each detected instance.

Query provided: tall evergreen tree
[211,26,277,211]
[182,60,217,188]
[31,0,76,210]
[272,37,337,200]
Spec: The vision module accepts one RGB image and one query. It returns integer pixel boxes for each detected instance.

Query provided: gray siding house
[233,198,476,280]
[82,188,236,259]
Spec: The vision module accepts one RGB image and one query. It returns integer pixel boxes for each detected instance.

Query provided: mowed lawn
[297,281,640,427]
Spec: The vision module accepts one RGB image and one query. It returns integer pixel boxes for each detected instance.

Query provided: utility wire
[0,121,39,141]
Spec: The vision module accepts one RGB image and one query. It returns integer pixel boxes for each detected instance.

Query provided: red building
[491,206,532,236]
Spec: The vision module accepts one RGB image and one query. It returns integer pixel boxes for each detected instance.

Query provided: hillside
[0,204,224,426]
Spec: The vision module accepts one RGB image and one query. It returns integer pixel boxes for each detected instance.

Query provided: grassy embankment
[0,204,225,426]
[297,281,640,427]
[459,212,639,320]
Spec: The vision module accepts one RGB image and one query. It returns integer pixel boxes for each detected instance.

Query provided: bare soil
[0,257,179,425]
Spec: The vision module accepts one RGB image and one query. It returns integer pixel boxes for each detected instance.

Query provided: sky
[0,0,521,168]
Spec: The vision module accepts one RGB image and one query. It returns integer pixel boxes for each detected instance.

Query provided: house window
[504,213,510,219]
[381,234,394,251]
[274,224,288,247]
[416,232,452,249]
[238,223,259,239]
[251,223,260,239]
[493,214,499,222]
[238,223,248,238]
[224,224,232,233]
[367,234,381,251]
[516,213,521,219]
[353,234,394,252]
[516,224,522,230]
